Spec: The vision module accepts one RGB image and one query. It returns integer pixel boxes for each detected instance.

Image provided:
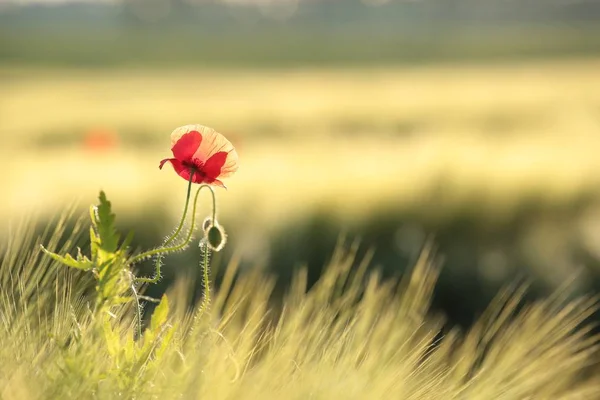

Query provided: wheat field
[2,59,600,234]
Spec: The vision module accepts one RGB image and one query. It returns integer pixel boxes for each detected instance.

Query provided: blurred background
[2,0,600,328]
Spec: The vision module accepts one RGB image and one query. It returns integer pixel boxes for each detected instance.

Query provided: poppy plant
[159,124,239,188]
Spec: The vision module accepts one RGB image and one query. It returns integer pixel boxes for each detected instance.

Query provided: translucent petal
[171,130,202,161]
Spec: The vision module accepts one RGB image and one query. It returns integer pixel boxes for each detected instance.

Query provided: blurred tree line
[1,0,600,67]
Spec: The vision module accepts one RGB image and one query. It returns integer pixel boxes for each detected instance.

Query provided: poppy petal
[217,149,239,179]
[194,126,228,158]
[192,126,237,166]
[159,158,175,169]
[202,151,228,180]
[211,179,227,189]
[171,130,202,161]
[163,158,207,184]
[165,124,239,186]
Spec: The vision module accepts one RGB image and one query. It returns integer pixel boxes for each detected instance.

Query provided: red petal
[159,158,174,169]
[170,124,239,179]
[161,158,204,184]
[194,127,235,161]
[172,131,202,161]
[211,179,227,189]
[202,151,228,180]
[217,149,238,179]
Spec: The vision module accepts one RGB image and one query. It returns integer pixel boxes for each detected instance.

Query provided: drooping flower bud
[202,216,213,232]
[201,217,227,252]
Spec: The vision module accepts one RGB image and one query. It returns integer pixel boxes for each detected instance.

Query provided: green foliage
[91,191,121,259]
[97,293,175,396]
[34,191,188,396]
[2,194,600,399]
[41,191,135,310]
[41,248,94,271]
[150,294,169,333]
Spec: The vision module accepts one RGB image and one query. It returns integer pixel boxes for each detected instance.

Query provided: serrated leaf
[89,222,99,260]
[40,245,93,271]
[75,248,94,267]
[150,294,169,332]
[95,191,120,255]
[154,323,177,360]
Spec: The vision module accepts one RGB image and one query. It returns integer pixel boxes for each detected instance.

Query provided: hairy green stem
[133,184,218,284]
[131,282,143,339]
[129,172,194,266]
[164,172,195,247]
[201,243,211,311]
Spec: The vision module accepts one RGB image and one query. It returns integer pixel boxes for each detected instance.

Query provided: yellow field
[2,59,600,235]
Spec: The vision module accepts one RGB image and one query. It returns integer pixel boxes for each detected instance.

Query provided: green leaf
[150,294,169,332]
[103,318,121,358]
[75,247,94,266]
[89,223,99,260]
[40,245,93,271]
[154,323,176,360]
[93,191,120,256]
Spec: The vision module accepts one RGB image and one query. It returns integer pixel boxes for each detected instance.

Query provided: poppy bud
[203,221,227,252]
[202,216,213,232]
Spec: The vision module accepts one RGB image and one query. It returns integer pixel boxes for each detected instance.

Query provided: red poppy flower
[159,124,239,188]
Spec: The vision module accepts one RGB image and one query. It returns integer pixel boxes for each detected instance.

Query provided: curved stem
[129,172,194,266]
[165,172,195,247]
[207,185,217,226]
[133,184,217,284]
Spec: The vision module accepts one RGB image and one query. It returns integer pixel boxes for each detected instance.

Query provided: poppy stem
[165,171,195,247]
[130,281,143,339]
[197,189,218,311]
[132,184,218,284]
[198,239,211,313]
[128,172,194,267]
